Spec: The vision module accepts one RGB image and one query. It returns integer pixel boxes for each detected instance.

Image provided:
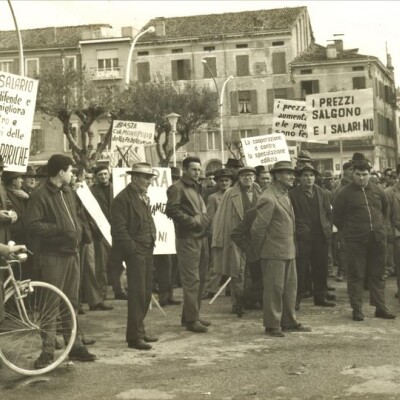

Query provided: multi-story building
[290,40,397,172]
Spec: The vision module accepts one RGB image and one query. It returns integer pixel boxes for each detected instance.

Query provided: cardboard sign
[0,72,38,172]
[273,99,308,141]
[110,120,155,167]
[240,133,291,167]
[112,167,176,255]
[306,88,374,141]
[76,181,112,246]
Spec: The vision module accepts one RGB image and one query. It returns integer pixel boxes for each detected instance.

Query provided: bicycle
[0,250,77,375]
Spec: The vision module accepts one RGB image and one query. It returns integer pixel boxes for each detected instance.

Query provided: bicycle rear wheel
[0,281,77,375]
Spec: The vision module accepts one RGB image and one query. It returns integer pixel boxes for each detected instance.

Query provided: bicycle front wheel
[0,281,77,375]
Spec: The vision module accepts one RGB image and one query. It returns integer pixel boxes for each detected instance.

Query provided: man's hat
[35,165,48,178]
[237,166,256,176]
[170,166,181,179]
[342,161,353,171]
[322,170,334,180]
[295,150,313,162]
[296,165,319,177]
[205,170,215,178]
[270,160,295,173]
[2,170,23,185]
[255,165,266,175]
[23,165,37,177]
[215,168,234,180]
[93,164,109,176]
[351,152,367,163]
[0,155,7,169]
[224,158,243,169]
[126,162,157,176]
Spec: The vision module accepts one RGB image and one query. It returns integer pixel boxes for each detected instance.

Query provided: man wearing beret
[212,166,261,317]
[252,160,311,337]
[111,162,158,350]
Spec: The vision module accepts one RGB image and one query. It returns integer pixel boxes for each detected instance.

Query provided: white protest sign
[0,72,38,172]
[76,181,112,246]
[240,133,291,167]
[112,167,176,255]
[110,120,155,167]
[288,146,298,160]
[306,88,374,141]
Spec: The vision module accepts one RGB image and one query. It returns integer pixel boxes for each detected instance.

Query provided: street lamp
[125,26,155,86]
[201,59,233,165]
[166,112,180,167]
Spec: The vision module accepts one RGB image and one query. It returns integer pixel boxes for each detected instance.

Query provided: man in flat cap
[111,162,158,350]
[212,166,261,317]
[252,161,311,337]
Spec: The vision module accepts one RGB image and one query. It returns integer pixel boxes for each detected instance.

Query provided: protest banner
[110,120,155,167]
[306,88,374,141]
[76,181,112,246]
[112,167,176,255]
[0,72,38,172]
[240,133,291,167]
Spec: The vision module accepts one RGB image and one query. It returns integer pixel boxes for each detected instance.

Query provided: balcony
[90,67,123,80]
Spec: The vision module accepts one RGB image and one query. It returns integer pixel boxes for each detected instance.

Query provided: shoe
[78,305,85,315]
[199,318,212,327]
[89,302,114,311]
[143,334,158,343]
[68,346,96,362]
[82,338,96,346]
[282,324,312,332]
[115,292,128,300]
[168,298,182,305]
[352,310,364,321]
[231,305,246,315]
[186,321,208,333]
[265,328,285,337]
[34,352,54,369]
[314,300,336,307]
[128,339,152,350]
[326,293,336,301]
[375,308,396,319]
[327,285,336,291]
[201,292,214,300]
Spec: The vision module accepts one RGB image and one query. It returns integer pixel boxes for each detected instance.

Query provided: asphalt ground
[2,276,400,400]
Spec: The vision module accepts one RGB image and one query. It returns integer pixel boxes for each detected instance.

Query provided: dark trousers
[176,237,208,324]
[125,245,153,343]
[154,254,178,302]
[345,234,386,312]
[296,235,329,304]
[393,237,400,293]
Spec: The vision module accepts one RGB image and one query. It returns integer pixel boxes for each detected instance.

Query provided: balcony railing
[90,67,123,80]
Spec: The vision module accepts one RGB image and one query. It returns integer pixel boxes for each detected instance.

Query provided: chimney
[154,18,166,37]
[334,39,343,53]
[121,26,139,38]
[326,43,337,59]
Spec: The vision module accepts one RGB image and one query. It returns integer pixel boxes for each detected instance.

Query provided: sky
[0,0,399,83]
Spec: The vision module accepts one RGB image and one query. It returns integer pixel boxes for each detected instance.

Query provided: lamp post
[201,59,233,165]
[125,26,155,86]
[166,112,180,167]
[7,0,24,76]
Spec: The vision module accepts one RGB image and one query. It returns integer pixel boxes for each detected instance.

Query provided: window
[64,123,78,152]
[300,80,320,99]
[138,51,149,56]
[353,76,366,89]
[236,55,250,77]
[236,44,248,49]
[137,62,150,83]
[171,59,191,80]
[65,55,77,69]
[25,58,39,78]
[352,66,364,71]
[272,52,286,74]
[230,90,258,115]
[207,131,221,150]
[0,60,13,73]
[272,41,285,46]
[266,88,295,113]
[97,49,119,71]
[204,46,215,52]
[202,57,217,78]
[172,49,183,53]
[30,126,44,155]
[239,129,259,139]
[314,159,334,173]
[99,130,111,150]
[300,69,312,75]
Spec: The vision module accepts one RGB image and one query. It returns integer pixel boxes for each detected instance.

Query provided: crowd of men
[0,147,399,368]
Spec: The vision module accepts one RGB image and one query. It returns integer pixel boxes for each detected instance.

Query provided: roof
[291,42,378,65]
[141,6,309,40]
[0,24,112,50]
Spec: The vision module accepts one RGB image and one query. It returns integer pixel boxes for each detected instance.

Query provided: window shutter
[286,87,294,99]
[231,130,240,142]
[272,52,286,74]
[230,91,239,116]
[183,59,191,80]
[203,57,217,78]
[353,77,366,90]
[252,129,260,136]
[250,90,258,114]
[236,55,250,77]
[267,89,274,114]
[312,80,319,93]
[199,132,207,150]
[137,62,150,83]
[171,60,178,81]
